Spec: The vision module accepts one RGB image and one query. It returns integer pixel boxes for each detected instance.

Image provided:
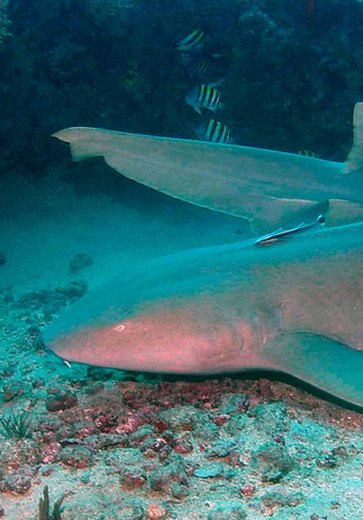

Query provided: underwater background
[0,1,362,518]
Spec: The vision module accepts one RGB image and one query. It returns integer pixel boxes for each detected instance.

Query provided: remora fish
[45,220,363,407]
[52,103,363,233]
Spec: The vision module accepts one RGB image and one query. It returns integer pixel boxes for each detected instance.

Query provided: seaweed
[39,486,64,520]
[0,412,32,439]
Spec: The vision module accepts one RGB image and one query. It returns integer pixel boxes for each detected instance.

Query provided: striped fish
[179,52,210,80]
[194,119,231,144]
[176,28,205,53]
[185,84,222,114]
[298,149,316,158]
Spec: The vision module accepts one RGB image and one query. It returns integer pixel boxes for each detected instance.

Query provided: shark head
[44,241,268,376]
[46,293,263,375]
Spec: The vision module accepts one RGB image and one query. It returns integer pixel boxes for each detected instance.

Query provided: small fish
[298,149,316,158]
[180,53,226,84]
[185,84,222,115]
[177,28,205,53]
[180,52,210,80]
[255,200,328,245]
[194,119,231,144]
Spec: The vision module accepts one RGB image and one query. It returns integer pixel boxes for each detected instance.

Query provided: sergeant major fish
[177,28,205,53]
[194,119,231,144]
[185,84,222,114]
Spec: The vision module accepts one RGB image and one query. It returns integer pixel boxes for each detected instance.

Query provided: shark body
[53,103,363,233]
[45,221,363,407]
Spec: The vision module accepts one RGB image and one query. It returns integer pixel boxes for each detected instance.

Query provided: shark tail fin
[264,332,363,408]
[344,102,363,173]
[52,127,108,162]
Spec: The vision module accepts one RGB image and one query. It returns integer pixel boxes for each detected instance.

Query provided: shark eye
[114,324,126,332]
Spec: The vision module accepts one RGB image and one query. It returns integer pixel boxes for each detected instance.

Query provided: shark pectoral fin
[344,102,363,173]
[254,200,329,245]
[264,332,363,408]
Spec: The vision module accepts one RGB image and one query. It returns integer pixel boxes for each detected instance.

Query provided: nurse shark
[52,103,363,233]
[45,219,363,408]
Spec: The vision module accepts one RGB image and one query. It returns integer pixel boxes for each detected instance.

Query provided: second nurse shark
[46,104,363,407]
[52,103,363,233]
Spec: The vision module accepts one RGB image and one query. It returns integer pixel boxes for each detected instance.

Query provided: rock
[0,474,32,495]
[46,393,78,412]
[148,457,187,494]
[207,501,247,519]
[249,402,289,436]
[0,253,6,266]
[93,411,118,431]
[171,482,189,499]
[219,393,250,414]
[109,500,145,520]
[193,462,224,478]
[69,253,94,273]
[316,452,339,469]
[174,439,193,454]
[146,503,168,519]
[120,470,147,491]
[55,280,88,301]
[206,438,236,458]
[261,490,304,508]
[1,382,23,402]
[251,442,295,483]
[128,425,155,447]
[225,414,249,434]
[60,445,95,468]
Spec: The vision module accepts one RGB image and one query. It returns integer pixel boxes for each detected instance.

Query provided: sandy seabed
[0,164,362,519]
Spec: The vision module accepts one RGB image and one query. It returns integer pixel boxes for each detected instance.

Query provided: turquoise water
[0,1,362,518]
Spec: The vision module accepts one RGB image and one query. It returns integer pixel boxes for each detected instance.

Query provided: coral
[69,253,94,273]
[0,412,32,440]
[38,485,64,520]
[0,0,10,47]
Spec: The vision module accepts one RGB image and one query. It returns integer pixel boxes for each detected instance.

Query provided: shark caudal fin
[264,332,363,408]
[344,102,363,173]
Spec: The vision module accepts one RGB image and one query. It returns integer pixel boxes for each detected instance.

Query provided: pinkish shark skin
[52,103,363,234]
[45,222,363,408]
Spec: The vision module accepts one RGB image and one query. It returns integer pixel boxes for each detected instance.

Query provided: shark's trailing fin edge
[344,102,363,173]
[263,332,363,408]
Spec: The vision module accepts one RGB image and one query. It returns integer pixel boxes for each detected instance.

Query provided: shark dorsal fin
[344,102,363,173]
